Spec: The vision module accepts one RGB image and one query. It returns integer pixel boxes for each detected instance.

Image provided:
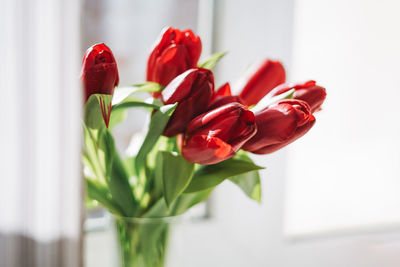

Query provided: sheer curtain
[0,0,82,267]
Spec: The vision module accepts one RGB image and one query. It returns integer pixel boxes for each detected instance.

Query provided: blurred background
[2,0,400,266]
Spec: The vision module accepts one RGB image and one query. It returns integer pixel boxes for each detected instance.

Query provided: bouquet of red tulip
[82,27,326,267]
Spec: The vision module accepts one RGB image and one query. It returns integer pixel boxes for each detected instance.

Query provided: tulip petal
[271,80,326,113]
[181,103,257,164]
[214,83,232,98]
[251,116,316,154]
[162,68,214,137]
[235,59,286,106]
[147,27,202,87]
[243,99,315,154]
[81,43,119,102]
[182,135,235,165]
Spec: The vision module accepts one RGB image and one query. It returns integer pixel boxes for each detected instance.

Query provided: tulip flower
[181,103,257,164]
[271,80,326,112]
[81,43,119,101]
[162,68,214,137]
[147,27,202,88]
[242,99,315,154]
[234,59,286,106]
[81,43,119,127]
[209,83,244,110]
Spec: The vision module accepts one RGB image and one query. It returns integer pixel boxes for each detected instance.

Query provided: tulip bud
[181,103,257,165]
[147,27,202,88]
[242,99,315,154]
[209,83,245,110]
[81,43,119,102]
[271,80,326,112]
[234,59,286,106]
[81,43,119,128]
[162,68,214,137]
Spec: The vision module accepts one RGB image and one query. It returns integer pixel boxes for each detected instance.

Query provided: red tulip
[81,43,119,101]
[235,59,286,106]
[209,83,245,110]
[271,80,326,112]
[162,68,214,137]
[242,99,315,154]
[181,103,257,164]
[81,43,119,127]
[147,27,202,88]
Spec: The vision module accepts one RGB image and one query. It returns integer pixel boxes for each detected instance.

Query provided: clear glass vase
[114,215,183,267]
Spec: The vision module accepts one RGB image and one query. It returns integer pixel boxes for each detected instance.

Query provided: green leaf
[112,99,161,111]
[141,137,177,200]
[108,107,127,130]
[142,197,170,218]
[110,152,137,216]
[146,97,164,107]
[198,52,227,69]
[142,188,213,218]
[171,189,213,215]
[155,151,195,207]
[82,125,106,183]
[134,104,177,177]
[229,171,262,202]
[84,94,112,129]
[99,130,137,217]
[229,150,261,202]
[85,179,123,215]
[184,157,264,193]
[109,95,162,129]
[146,136,176,171]
[98,128,114,177]
[228,151,262,202]
[132,82,164,93]
[112,83,164,106]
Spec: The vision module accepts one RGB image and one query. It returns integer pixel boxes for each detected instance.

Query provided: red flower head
[242,99,315,154]
[208,83,245,110]
[234,59,286,106]
[181,103,257,165]
[147,27,202,88]
[271,80,326,113]
[81,43,119,102]
[162,68,214,137]
[81,43,119,128]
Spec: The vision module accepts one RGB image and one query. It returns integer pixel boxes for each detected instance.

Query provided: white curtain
[0,0,82,266]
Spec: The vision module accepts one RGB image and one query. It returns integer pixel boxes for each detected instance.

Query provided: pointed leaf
[142,188,213,218]
[155,151,195,207]
[108,107,127,130]
[198,52,227,69]
[84,94,113,129]
[99,130,137,216]
[134,103,177,177]
[228,151,262,202]
[112,83,164,105]
[85,179,123,215]
[112,99,161,111]
[82,125,106,182]
[184,157,264,193]
[229,171,262,202]
[171,188,213,215]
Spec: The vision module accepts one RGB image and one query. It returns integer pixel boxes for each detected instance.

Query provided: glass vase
[114,215,183,267]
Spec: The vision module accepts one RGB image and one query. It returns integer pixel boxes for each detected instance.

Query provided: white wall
[285,0,400,237]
